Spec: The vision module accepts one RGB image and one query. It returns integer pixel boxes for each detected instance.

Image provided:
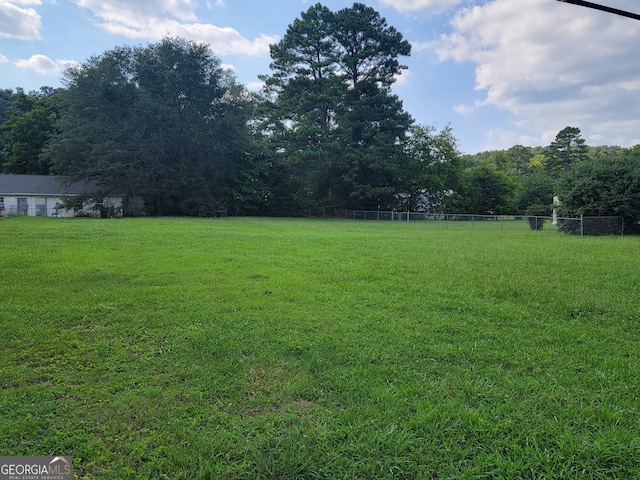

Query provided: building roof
[0,174,121,196]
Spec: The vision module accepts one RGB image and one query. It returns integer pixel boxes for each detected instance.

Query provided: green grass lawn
[1,216,639,479]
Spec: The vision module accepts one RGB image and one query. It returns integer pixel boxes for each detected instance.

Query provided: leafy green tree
[514,169,555,214]
[546,126,588,173]
[46,37,257,216]
[528,152,548,170]
[454,165,518,215]
[0,87,61,174]
[587,145,625,162]
[398,124,462,212]
[0,89,15,123]
[460,151,490,169]
[475,150,509,174]
[0,88,17,169]
[505,145,534,178]
[468,146,531,181]
[557,146,640,233]
[260,2,412,212]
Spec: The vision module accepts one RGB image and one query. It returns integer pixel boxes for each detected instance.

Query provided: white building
[0,174,142,217]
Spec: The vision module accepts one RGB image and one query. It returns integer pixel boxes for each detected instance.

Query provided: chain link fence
[343,210,625,236]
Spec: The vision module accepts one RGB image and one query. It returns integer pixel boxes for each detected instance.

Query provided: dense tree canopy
[557,146,640,233]
[45,37,257,216]
[514,170,556,215]
[0,87,60,174]
[459,126,640,233]
[398,124,462,212]
[0,15,638,232]
[0,88,17,169]
[454,165,518,215]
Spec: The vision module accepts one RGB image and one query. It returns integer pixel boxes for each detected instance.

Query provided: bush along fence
[343,210,625,236]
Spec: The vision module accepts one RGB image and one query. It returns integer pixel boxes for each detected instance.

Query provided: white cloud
[74,0,197,23]
[435,0,640,147]
[102,18,277,56]
[394,67,410,86]
[246,81,264,92]
[379,0,464,14]
[0,52,8,62]
[0,1,42,39]
[482,128,519,151]
[411,41,433,53]
[480,126,559,152]
[15,54,67,75]
[73,0,275,56]
[453,103,475,117]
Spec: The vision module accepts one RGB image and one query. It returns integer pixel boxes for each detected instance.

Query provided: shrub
[556,149,640,234]
[525,203,549,230]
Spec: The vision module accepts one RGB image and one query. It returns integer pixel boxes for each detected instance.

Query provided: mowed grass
[1,216,639,479]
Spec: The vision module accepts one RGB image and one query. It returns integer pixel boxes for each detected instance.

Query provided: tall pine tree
[546,126,588,173]
[260,2,412,212]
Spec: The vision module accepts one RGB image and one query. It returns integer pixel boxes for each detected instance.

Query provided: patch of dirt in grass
[244,363,319,416]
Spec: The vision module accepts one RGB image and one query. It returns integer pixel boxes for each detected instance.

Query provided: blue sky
[1,0,639,153]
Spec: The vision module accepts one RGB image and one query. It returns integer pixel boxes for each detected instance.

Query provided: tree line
[0,2,638,231]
